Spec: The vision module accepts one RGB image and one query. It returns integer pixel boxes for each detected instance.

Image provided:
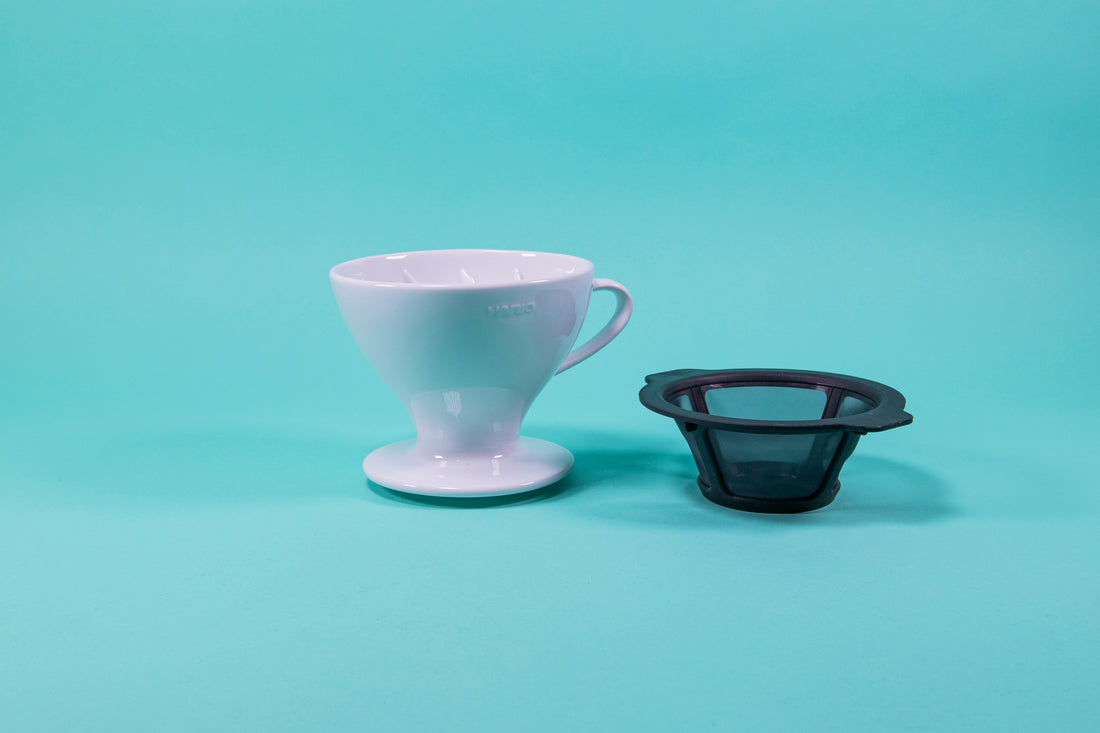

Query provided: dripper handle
[556,278,633,374]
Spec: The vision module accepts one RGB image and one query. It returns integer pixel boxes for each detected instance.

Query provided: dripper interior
[331,249,593,288]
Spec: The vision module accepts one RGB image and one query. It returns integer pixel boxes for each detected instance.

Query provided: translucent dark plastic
[639,369,913,513]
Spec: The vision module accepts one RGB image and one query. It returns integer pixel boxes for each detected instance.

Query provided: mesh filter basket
[640,369,913,513]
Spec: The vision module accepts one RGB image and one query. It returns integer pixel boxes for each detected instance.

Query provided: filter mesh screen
[704,385,828,421]
[708,430,843,500]
[836,393,873,417]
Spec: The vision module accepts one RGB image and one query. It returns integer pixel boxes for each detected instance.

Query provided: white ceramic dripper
[331,249,632,496]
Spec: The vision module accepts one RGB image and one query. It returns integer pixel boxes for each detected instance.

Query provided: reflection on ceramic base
[363,437,574,497]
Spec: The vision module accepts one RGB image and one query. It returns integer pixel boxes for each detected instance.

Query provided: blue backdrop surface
[2,2,1098,730]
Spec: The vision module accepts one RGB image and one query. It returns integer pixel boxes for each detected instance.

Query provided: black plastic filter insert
[639,369,913,513]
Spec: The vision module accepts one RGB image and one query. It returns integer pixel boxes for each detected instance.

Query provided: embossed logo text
[487,301,536,318]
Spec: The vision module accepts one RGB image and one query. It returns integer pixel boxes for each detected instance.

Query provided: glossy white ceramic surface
[330,249,632,496]
[363,437,574,497]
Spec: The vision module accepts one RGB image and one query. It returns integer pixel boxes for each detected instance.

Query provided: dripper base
[363,437,574,497]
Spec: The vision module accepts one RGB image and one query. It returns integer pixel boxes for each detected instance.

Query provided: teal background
[2,2,1098,730]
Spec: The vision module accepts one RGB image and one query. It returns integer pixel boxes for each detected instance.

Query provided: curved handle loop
[556,278,633,374]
